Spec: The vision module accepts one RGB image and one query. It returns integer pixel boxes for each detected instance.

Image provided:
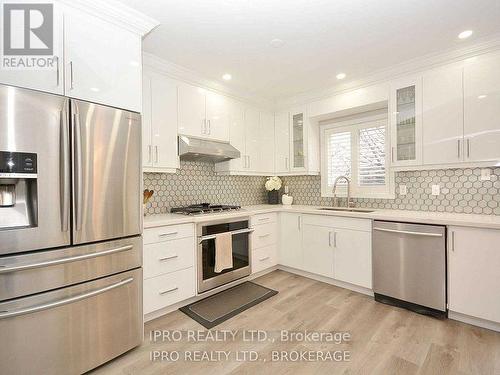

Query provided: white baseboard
[448,311,500,332]
[276,265,374,296]
[144,266,279,322]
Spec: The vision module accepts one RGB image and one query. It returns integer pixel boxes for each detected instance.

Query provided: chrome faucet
[332,175,353,208]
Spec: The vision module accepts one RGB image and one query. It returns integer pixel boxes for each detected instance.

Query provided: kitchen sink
[318,207,374,213]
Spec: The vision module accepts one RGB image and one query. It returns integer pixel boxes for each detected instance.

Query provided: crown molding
[143,52,274,111]
[275,33,500,110]
[58,0,159,36]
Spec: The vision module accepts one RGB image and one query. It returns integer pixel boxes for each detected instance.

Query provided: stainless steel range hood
[178,135,240,163]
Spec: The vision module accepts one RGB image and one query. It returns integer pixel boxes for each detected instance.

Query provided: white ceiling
[120,0,500,101]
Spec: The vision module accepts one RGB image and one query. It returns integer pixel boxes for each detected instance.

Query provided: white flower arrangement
[265,176,282,191]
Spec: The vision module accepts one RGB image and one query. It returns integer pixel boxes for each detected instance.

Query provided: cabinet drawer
[144,237,195,279]
[251,212,277,225]
[252,245,277,273]
[143,267,196,314]
[252,222,277,249]
[144,223,194,244]
[302,214,371,232]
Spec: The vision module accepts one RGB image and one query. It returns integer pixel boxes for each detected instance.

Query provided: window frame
[320,113,395,199]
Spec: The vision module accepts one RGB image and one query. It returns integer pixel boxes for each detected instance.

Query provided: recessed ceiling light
[90,87,100,92]
[336,73,346,80]
[222,73,232,81]
[478,94,487,99]
[458,30,473,39]
[269,38,285,48]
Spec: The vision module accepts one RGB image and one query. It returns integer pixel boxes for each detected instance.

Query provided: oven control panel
[0,151,37,177]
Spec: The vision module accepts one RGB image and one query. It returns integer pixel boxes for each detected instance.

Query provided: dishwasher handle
[373,227,443,237]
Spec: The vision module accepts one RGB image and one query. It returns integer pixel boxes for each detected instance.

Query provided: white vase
[282,194,293,205]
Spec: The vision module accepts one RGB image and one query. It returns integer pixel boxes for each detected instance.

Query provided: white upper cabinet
[390,76,423,167]
[206,91,230,141]
[463,53,500,162]
[0,4,64,95]
[422,65,464,165]
[64,8,142,112]
[244,107,261,172]
[0,4,149,111]
[142,70,179,172]
[178,84,230,142]
[259,112,276,175]
[178,83,206,137]
[290,107,306,172]
[274,111,290,174]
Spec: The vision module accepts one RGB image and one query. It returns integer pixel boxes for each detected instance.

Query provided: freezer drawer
[372,221,446,312]
[0,268,143,375]
[0,236,142,301]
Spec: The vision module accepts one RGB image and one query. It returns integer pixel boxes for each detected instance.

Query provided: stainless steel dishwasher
[372,221,446,317]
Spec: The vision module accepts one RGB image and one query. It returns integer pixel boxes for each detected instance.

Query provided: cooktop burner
[171,203,241,215]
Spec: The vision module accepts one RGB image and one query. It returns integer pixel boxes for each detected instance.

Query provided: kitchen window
[320,112,394,198]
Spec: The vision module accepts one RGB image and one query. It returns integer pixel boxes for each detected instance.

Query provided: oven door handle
[198,228,254,242]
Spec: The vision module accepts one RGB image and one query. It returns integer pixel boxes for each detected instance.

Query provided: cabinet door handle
[328,231,332,247]
[467,139,471,158]
[285,157,289,170]
[55,56,60,86]
[248,155,251,169]
[158,231,178,238]
[69,61,74,90]
[258,233,271,238]
[450,231,455,252]
[202,119,206,134]
[297,216,301,230]
[148,145,152,163]
[155,145,159,163]
[259,256,270,262]
[159,287,178,295]
[159,254,178,261]
[391,147,395,163]
[457,139,461,159]
[333,232,337,248]
[207,119,211,135]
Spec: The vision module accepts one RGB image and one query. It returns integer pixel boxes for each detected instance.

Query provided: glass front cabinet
[290,107,306,172]
[389,77,422,167]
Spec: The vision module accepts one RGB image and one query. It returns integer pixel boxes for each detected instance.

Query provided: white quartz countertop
[143,204,500,230]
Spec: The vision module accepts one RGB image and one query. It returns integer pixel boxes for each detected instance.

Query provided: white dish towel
[214,232,233,273]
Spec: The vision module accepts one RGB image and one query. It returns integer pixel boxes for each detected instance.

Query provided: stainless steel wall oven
[197,218,253,293]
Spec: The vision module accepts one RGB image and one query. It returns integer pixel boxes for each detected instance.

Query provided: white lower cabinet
[278,213,303,269]
[448,226,500,324]
[251,214,278,273]
[302,224,334,278]
[278,213,372,289]
[143,224,196,315]
[252,245,277,274]
[144,268,196,315]
[333,228,372,289]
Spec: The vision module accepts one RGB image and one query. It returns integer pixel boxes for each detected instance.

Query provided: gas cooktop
[170,203,241,215]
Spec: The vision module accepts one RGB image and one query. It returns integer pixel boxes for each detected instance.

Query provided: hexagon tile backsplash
[143,161,267,215]
[143,162,500,216]
[280,167,500,215]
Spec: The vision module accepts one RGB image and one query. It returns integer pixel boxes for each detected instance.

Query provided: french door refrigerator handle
[0,277,134,319]
[0,245,134,274]
[73,104,84,231]
[60,103,70,232]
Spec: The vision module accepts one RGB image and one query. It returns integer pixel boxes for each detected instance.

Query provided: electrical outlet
[432,185,440,196]
[399,185,407,195]
[481,169,491,181]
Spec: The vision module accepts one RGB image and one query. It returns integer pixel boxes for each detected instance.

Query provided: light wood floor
[91,270,500,375]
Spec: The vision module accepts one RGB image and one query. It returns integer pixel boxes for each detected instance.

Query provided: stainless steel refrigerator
[0,84,143,374]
